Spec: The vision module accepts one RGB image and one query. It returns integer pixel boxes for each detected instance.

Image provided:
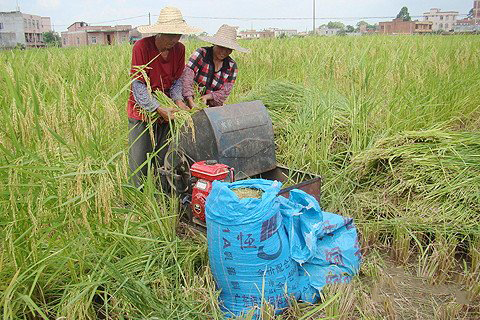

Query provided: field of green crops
[1,35,480,319]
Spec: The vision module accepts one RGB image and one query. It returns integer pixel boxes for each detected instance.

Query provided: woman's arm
[181,68,196,108]
[132,80,178,120]
[170,78,183,102]
[170,79,189,110]
[181,66,196,97]
[209,83,234,107]
[182,48,207,107]
[208,62,238,106]
[132,80,160,112]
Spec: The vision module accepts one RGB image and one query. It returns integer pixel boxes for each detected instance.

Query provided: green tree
[396,7,411,21]
[42,31,61,47]
[356,21,376,32]
[346,25,355,33]
[327,21,345,30]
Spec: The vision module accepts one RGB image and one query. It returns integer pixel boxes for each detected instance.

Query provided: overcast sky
[0,0,474,33]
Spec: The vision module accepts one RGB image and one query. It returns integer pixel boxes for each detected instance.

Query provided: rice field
[1,35,480,319]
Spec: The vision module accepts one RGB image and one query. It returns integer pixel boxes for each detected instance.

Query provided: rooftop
[424,9,459,15]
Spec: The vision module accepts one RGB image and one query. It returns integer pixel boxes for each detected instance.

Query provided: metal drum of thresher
[168,100,277,181]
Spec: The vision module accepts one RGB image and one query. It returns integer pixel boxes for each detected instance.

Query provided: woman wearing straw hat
[176,24,249,108]
[127,7,200,188]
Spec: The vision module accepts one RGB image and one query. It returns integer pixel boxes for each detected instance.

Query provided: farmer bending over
[175,25,249,108]
[127,7,200,187]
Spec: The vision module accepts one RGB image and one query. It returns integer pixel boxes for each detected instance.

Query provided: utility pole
[312,0,316,34]
[148,12,151,25]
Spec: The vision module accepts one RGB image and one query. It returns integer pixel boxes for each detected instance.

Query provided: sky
[0,0,474,33]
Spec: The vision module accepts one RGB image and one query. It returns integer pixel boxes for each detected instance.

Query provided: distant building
[61,22,132,47]
[129,27,142,44]
[267,28,297,37]
[423,8,459,31]
[316,26,341,36]
[358,22,368,33]
[475,0,480,21]
[0,10,51,48]
[454,18,480,33]
[358,22,378,34]
[379,19,432,35]
[453,1,480,33]
[238,29,274,39]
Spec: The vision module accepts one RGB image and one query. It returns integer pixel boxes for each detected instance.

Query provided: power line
[38,12,467,28]
[50,14,148,27]
[90,14,148,25]
[180,14,467,21]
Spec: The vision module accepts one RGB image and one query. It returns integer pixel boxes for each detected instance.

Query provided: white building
[316,26,341,36]
[423,8,459,31]
[0,10,51,48]
[238,29,274,39]
[267,28,297,37]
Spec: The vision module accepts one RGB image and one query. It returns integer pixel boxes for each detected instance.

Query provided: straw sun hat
[137,7,201,35]
[199,24,250,53]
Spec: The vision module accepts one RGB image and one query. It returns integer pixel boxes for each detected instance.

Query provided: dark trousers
[128,118,171,188]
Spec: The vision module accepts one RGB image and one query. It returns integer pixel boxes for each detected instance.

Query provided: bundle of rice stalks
[153,90,207,143]
[348,130,480,238]
[241,80,307,127]
[243,80,306,112]
[240,81,311,145]
[133,65,206,146]
[242,80,306,116]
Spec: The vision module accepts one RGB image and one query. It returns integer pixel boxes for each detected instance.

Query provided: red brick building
[475,0,480,20]
[61,22,131,47]
[379,19,433,35]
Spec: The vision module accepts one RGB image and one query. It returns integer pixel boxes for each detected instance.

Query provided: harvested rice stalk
[132,63,207,144]
[232,188,263,199]
[241,80,308,134]
[153,90,207,143]
[348,129,480,238]
[242,80,306,112]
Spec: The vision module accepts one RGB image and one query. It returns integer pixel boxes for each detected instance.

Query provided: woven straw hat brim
[198,35,250,53]
[137,23,202,35]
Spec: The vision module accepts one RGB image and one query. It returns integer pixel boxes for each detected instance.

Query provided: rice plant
[1,35,479,318]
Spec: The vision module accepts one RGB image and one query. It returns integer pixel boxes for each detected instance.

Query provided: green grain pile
[232,188,263,199]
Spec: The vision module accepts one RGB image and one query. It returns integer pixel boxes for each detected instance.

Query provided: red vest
[127,36,185,121]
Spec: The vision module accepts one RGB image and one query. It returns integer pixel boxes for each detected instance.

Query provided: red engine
[190,160,233,222]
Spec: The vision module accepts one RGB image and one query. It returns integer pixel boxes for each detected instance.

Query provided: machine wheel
[163,147,191,194]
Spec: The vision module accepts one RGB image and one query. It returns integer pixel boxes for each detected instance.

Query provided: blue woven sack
[280,190,362,291]
[205,179,310,317]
